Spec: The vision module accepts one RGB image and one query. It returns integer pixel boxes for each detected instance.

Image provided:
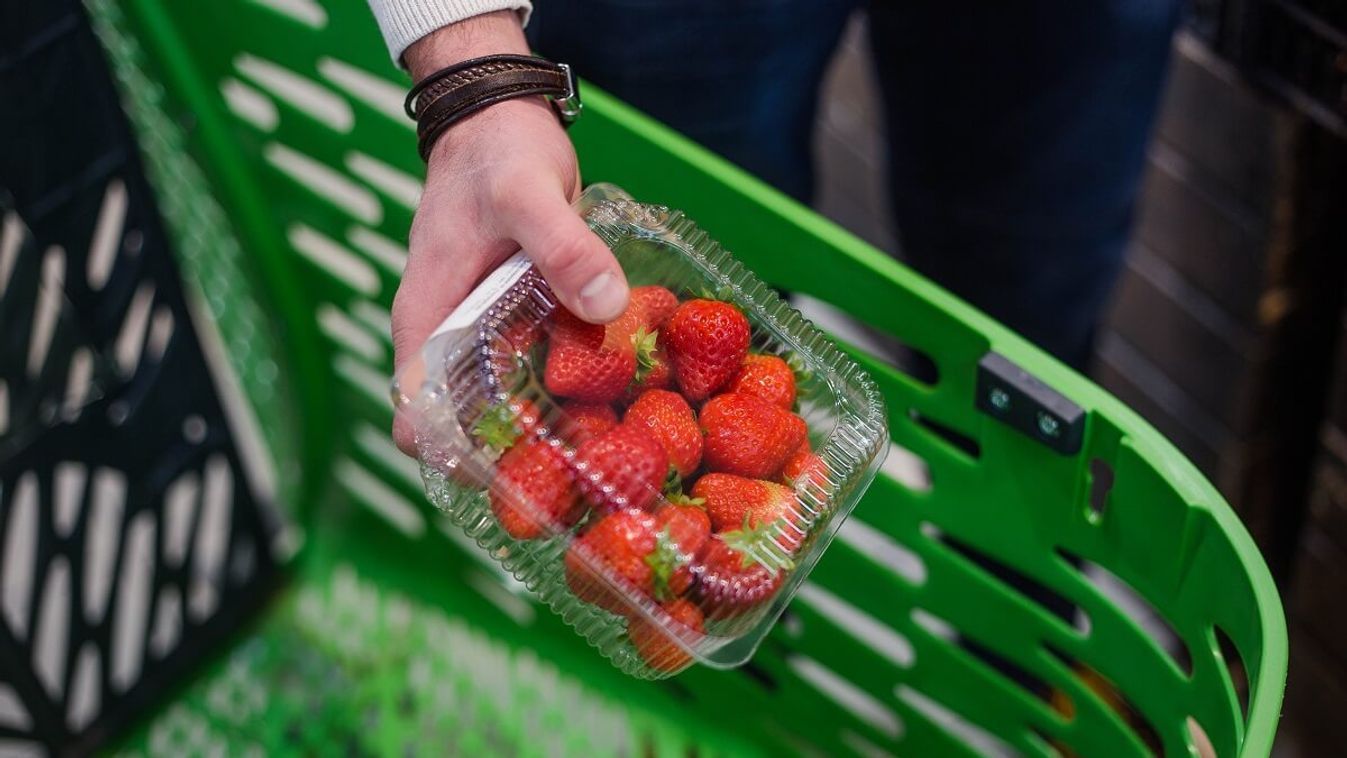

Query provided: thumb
[500,177,628,323]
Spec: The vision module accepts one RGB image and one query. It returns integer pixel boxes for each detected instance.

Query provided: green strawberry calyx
[662,467,682,496]
[782,457,824,490]
[662,470,706,509]
[784,352,814,411]
[665,493,706,510]
[694,285,734,302]
[631,327,662,383]
[472,401,525,456]
[784,351,810,377]
[645,527,686,603]
[721,516,797,576]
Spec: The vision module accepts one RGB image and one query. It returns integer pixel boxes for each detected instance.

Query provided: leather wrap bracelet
[405,53,581,161]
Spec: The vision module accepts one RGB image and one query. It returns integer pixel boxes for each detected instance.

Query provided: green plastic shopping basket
[70,0,1288,754]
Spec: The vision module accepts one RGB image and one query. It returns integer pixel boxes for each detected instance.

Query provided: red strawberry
[574,424,668,512]
[603,300,650,348]
[487,318,542,379]
[549,306,601,344]
[544,308,638,403]
[781,441,828,496]
[566,510,658,613]
[504,318,542,351]
[665,300,751,401]
[652,498,711,597]
[622,326,673,404]
[559,401,618,443]
[618,288,678,404]
[628,598,704,673]
[624,390,703,478]
[631,285,679,329]
[692,473,806,554]
[729,354,797,410]
[695,533,788,620]
[700,393,807,479]
[565,508,703,612]
[489,439,582,540]
[471,395,543,456]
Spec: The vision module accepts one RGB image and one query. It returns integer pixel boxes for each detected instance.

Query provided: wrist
[405,10,530,82]
[425,97,556,165]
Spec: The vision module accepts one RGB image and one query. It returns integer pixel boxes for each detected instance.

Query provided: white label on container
[430,252,534,338]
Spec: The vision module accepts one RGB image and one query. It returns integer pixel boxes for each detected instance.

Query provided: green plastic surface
[89,0,1287,755]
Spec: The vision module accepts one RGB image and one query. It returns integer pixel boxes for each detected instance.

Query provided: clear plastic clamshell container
[393,184,888,678]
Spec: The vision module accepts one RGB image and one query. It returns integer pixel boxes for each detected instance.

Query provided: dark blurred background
[810,5,1346,755]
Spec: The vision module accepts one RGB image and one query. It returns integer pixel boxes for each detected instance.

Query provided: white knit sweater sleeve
[367,0,533,64]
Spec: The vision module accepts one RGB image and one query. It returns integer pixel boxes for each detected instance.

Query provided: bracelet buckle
[550,63,583,125]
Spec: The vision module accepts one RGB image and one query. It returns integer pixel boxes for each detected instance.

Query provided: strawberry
[729,354,797,410]
[488,317,543,370]
[652,497,711,597]
[573,424,668,512]
[628,598,704,673]
[695,533,788,620]
[617,287,678,404]
[489,439,582,540]
[566,510,658,613]
[624,390,703,478]
[565,508,703,613]
[630,285,679,329]
[622,326,673,404]
[544,308,638,403]
[503,315,544,352]
[559,401,618,443]
[781,441,828,496]
[604,299,650,347]
[692,473,806,554]
[700,393,807,479]
[471,395,543,457]
[665,299,751,401]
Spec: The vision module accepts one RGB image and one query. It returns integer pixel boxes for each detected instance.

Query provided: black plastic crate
[1,2,286,755]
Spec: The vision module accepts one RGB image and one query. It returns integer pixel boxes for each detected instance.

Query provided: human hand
[392,12,629,454]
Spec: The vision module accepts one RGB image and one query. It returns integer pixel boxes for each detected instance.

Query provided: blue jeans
[528,1,1184,369]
